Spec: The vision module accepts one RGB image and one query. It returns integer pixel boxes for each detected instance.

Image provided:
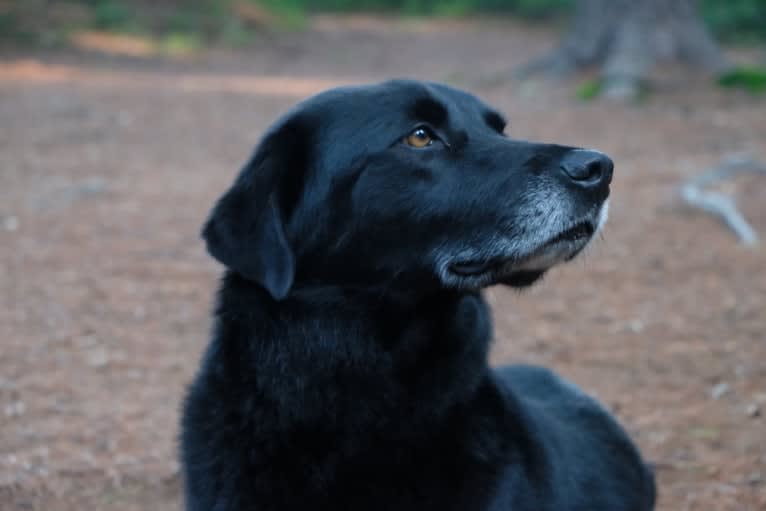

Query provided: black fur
[181,80,655,510]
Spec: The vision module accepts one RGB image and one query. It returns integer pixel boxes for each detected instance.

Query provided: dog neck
[210,271,495,429]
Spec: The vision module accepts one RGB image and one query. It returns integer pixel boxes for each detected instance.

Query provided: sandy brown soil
[1,16,765,511]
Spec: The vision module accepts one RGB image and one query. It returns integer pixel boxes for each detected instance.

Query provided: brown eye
[404,128,433,148]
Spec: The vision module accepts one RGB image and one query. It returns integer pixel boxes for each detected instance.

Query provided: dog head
[203,80,612,300]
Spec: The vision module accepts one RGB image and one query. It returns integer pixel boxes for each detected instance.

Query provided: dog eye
[404,127,434,148]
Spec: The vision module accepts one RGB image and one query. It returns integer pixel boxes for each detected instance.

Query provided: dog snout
[559,150,613,189]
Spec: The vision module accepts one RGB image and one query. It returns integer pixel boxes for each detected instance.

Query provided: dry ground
[1,15,765,511]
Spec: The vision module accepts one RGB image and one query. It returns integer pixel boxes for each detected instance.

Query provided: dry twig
[680,156,766,245]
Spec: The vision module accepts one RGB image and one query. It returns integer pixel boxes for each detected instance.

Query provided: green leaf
[717,66,766,94]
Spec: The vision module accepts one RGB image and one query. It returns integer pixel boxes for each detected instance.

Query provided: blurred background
[1,1,765,510]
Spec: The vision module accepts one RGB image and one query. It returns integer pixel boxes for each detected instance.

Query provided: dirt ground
[1,15,765,511]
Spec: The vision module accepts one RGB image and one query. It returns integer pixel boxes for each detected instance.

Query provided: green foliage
[508,0,571,19]
[575,79,602,101]
[257,0,309,28]
[265,0,571,17]
[159,32,204,55]
[89,0,132,30]
[0,1,272,47]
[289,0,766,39]
[701,0,766,43]
[0,10,22,41]
[2,0,766,48]
[717,66,766,94]
[0,1,72,45]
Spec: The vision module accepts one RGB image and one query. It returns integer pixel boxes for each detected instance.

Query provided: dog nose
[559,150,613,187]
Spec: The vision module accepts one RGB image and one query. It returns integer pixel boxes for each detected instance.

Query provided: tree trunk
[519,0,731,99]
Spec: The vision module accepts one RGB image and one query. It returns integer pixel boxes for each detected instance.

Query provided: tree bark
[519,0,731,99]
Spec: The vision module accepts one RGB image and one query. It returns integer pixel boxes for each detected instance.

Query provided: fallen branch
[680,155,766,245]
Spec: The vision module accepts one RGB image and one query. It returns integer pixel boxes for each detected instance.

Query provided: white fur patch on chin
[596,200,609,234]
[511,201,609,272]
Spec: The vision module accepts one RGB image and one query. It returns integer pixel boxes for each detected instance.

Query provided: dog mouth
[545,221,594,245]
[448,220,596,282]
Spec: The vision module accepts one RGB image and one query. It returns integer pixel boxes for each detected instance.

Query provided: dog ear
[202,121,306,301]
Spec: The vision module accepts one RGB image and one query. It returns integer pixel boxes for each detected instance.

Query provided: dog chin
[442,202,609,290]
[509,201,609,273]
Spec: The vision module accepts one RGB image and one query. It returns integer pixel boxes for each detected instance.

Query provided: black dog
[181,80,656,510]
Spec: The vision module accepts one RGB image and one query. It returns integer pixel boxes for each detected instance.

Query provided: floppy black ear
[202,123,304,301]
